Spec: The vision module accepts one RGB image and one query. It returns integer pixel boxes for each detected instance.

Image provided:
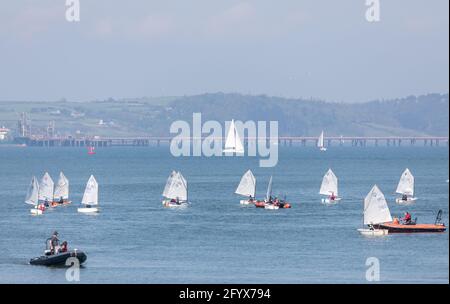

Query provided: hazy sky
[0,0,448,102]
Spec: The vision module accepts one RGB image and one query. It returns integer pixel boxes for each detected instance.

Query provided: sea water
[0,146,448,283]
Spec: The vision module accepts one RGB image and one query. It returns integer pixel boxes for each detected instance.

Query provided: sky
[0,0,448,102]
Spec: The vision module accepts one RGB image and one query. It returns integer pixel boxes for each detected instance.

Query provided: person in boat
[50,231,60,255]
[248,195,254,203]
[58,196,64,205]
[44,199,49,208]
[402,194,408,201]
[329,192,336,201]
[402,212,412,225]
[59,241,68,253]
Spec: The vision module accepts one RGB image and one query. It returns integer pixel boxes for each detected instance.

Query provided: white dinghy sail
[223,119,244,154]
[320,169,340,204]
[318,131,326,151]
[235,170,256,205]
[53,172,69,202]
[39,172,54,203]
[78,175,99,213]
[395,168,417,204]
[358,185,392,236]
[26,176,44,215]
[162,171,188,207]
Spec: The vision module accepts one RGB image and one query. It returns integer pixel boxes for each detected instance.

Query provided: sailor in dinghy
[39,172,54,208]
[320,169,341,204]
[357,185,392,236]
[51,172,71,207]
[395,168,417,204]
[259,176,291,210]
[162,171,189,208]
[25,176,46,215]
[78,175,99,213]
[235,170,257,205]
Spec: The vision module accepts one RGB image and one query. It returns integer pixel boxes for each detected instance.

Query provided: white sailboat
[39,172,54,207]
[78,175,99,213]
[358,185,392,236]
[318,131,327,151]
[52,172,70,206]
[320,169,341,204]
[223,119,244,154]
[395,168,417,204]
[264,176,279,210]
[235,170,256,205]
[26,176,44,215]
[162,171,189,207]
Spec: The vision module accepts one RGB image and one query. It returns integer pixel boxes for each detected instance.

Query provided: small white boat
[357,185,392,236]
[78,175,99,213]
[26,176,45,215]
[319,169,341,204]
[162,171,189,207]
[264,203,279,210]
[235,170,256,205]
[52,172,71,207]
[318,131,327,152]
[395,168,417,204]
[223,119,245,154]
[38,172,54,207]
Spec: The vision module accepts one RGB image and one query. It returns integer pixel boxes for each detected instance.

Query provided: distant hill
[0,93,448,137]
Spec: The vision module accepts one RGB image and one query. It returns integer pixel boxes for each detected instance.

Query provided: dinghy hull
[321,197,341,205]
[373,222,446,233]
[239,199,254,205]
[78,207,99,213]
[357,228,389,236]
[162,200,188,208]
[395,197,417,205]
[30,250,87,266]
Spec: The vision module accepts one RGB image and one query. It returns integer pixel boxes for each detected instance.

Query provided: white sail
[224,119,244,153]
[81,175,98,205]
[396,168,414,196]
[265,176,273,201]
[319,169,338,196]
[54,172,69,200]
[162,171,177,198]
[363,185,392,225]
[317,131,325,148]
[38,172,54,202]
[235,170,256,197]
[165,171,188,201]
[25,176,39,206]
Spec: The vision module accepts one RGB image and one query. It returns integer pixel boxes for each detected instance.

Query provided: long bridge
[14,136,449,147]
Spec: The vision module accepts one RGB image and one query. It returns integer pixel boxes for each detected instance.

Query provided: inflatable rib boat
[30,250,87,266]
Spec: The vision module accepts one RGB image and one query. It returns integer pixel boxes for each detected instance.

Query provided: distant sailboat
[88,146,96,155]
[162,171,189,207]
[52,172,70,206]
[357,185,392,236]
[318,131,327,151]
[39,172,54,207]
[320,169,341,204]
[26,176,45,215]
[223,119,244,154]
[78,175,99,213]
[235,170,256,205]
[395,168,417,204]
[263,176,278,209]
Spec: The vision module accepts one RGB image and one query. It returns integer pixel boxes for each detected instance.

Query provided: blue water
[0,146,448,283]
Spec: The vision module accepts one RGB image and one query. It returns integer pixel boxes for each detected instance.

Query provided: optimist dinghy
[162,171,189,208]
[25,176,45,215]
[318,131,327,152]
[357,185,391,236]
[320,169,341,204]
[51,172,71,207]
[38,172,54,208]
[257,176,291,210]
[235,170,257,205]
[223,119,244,154]
[78,175,99,213]
[395,168,417,204]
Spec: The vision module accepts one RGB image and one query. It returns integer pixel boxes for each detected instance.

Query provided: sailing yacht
[357,185,392,236]
[52,172,70,207]
[39,172,54,208]
[235,170,256,205]
[162,171,189,207]
[223,119,244,154]
[395,168,417,204]
[78,175,99,213]
[320,169,341,204]
[25,176,45,215]
[318,131,327,151]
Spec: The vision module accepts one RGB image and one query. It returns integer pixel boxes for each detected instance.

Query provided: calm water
[0,146,448,284]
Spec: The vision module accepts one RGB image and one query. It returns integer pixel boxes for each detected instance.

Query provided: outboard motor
[435,210,443,225]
